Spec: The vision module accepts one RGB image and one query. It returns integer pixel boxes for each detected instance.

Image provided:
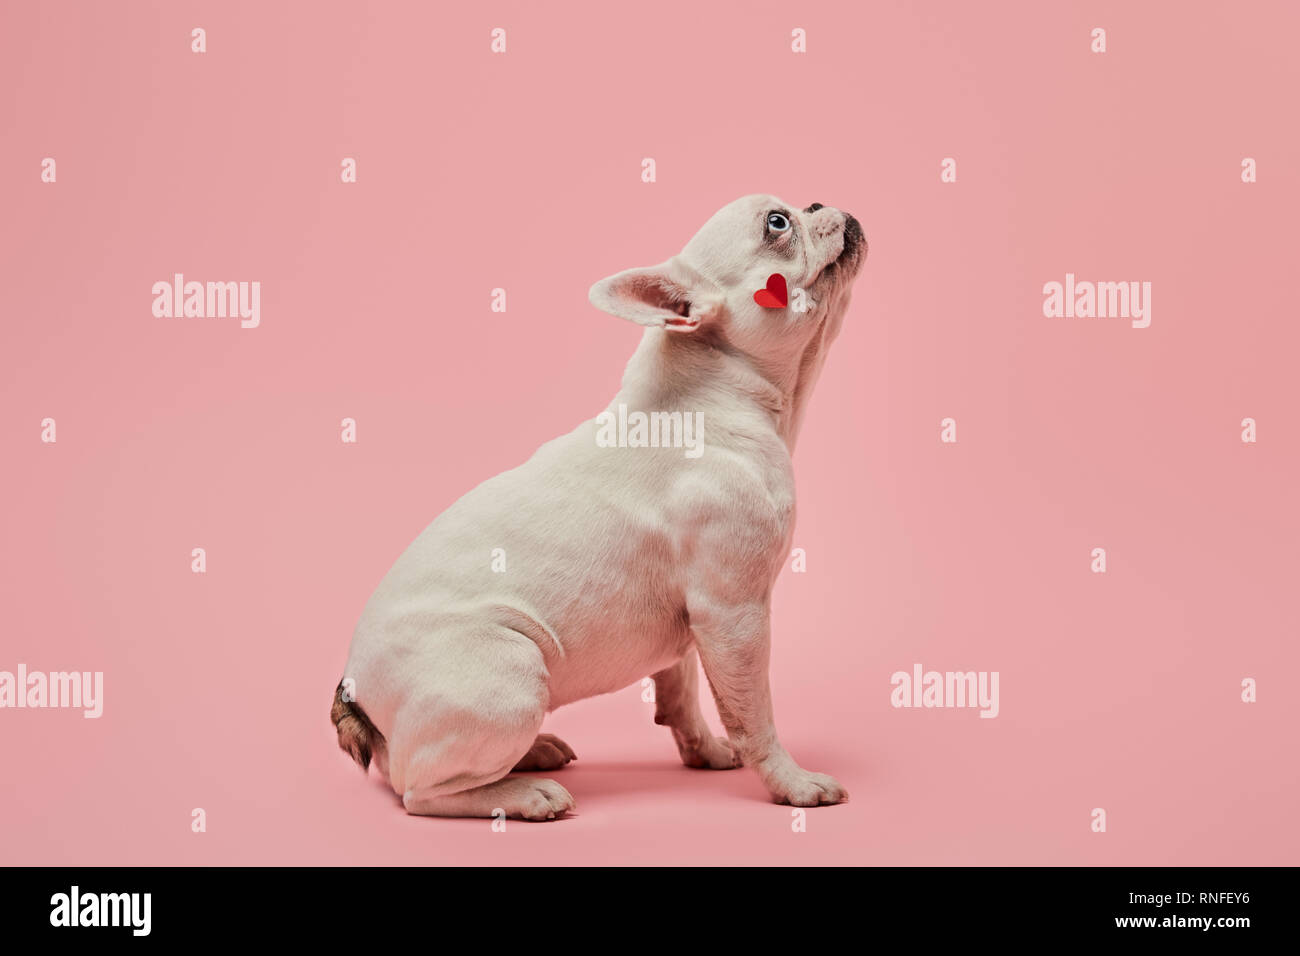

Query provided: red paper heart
[753,273,788,309]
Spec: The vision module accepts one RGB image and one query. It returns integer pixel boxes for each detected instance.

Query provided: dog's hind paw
[512,733,578,772]
[511,778,576,821]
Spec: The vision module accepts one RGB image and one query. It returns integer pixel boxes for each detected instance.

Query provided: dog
[332,194,867,819]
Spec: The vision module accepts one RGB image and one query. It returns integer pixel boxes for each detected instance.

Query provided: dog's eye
[766,212,791,233]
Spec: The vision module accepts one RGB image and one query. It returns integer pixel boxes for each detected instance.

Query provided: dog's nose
[803,203,824,213]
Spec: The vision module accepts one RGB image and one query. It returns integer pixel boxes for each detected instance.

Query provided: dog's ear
[588,258,723,332]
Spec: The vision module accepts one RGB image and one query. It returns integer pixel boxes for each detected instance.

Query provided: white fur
[342,194,866,817]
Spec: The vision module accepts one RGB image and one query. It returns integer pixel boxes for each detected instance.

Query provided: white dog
[333,195,866,819]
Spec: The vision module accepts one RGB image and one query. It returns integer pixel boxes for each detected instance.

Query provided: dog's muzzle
[805,203,866,277]
[840,213,864,262]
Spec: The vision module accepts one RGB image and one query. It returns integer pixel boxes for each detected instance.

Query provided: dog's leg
[511,733,577,772]
[651,648,741,769]
[404,776,574,820]
[391,627,575,820]
[691,605,847,807]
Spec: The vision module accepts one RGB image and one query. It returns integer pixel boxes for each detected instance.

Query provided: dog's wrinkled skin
[334,195,867,819]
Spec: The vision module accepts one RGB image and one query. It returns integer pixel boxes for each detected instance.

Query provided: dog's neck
[615,326,832,453]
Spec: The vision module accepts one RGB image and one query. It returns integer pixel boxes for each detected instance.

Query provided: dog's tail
[330,680,386,773]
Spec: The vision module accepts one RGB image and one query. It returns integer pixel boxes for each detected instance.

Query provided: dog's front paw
[679,734,743,771]
[765,768,848,807]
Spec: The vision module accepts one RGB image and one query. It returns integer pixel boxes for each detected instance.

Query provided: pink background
[2,0,1297,865]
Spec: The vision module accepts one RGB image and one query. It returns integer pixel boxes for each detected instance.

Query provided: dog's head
[589,194,866,392]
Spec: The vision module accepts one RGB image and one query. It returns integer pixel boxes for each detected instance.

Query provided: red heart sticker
[753,273,788,309]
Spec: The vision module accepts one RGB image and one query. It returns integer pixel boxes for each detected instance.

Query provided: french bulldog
[332,194,866,819]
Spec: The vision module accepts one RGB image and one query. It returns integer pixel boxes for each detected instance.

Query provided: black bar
[2,866,1283,942]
